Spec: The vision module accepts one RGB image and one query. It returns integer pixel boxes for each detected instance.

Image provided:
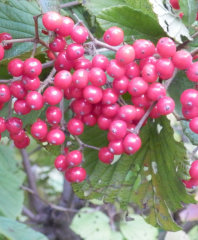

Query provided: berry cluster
[0,10,197,184]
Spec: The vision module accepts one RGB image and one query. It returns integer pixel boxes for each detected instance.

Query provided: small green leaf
[0,145,25,218]
[149,0,192,43]
[179,0,198,27]
[0,217,48,240]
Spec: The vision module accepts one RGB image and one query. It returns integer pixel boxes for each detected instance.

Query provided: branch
[1,38,35,46]
[20,149,44,212]
[38,67,56,93]
[22,206,38,221]
[60,0,81,8]
[75,136,100,151]
[177,31,198,50]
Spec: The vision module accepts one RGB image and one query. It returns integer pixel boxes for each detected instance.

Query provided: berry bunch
[0,11,196,184]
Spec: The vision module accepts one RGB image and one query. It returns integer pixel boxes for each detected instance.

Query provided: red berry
[54,70,72,90]
[133,39,155,59]
[156,58,175,80]
[65,167,86,182]
[139,56,157,70]
[82,114,97,126]
[103,26,124,46]
[180,89,198,109]
[133,107,145,122]
[156,37,176,58]
[186,62,198,82]
[46,106,62,125]
[47,128,65,145]
[128,77,148,97]
[117,105,136,122]
[14,135,30,149]
[102,88,118,105]
[42,11,62,31]
[113,76,129,95]
[49,36,66,52]
[8,58,23,77]
[65,150,82,167]
[98,147,114,164]
[83,85,103,104]
[146,83,166,101]
[26,91,43,110]
[170,0,180,9]
[71,25,89,44]
[6,117,23,134]
[189,117,198,134]
[182,106,198,119]
[10,129,26,142]
[10,81,27,99]
[73,57,92,70]
[109,120,127,139]
[0,45,4,61]
[123,133,141,155]
[172,50,192,70]
[0,117,6,133]
[31,119,48,140]
[107,59,125,79]
[157,96,175,115]
[67,118,84,135]
[182,178,198,188]
[0,84,11,103]
[189,160,198,179]
[142,64,158,83]
[14,99,31,115]
[0,32,12,50]
[43,86,63,105]
[23,58,42,78]
[54,155,68,171]
[71,98,93,116]
[66,43,84,61]
[89,67,107,87]
[54,50,73,71]
[102,103,119,118]
[21,76,40,91]
[55,16,74,36]
[115,45,135,65]
[149,105,161,119]
[125,62,140,79]
[108,139,124,155]
[72,69,89,88]
[97,115,112,130]
[92,54,109,71]
[131,94,151,108]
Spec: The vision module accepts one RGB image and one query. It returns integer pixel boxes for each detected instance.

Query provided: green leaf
[37,0,59,13]
[70,207,112,240]
[0,145,25,218]
[0,216,48,240]
[188,225,198,240]
[148,0,192,43]
[73,117,194,231]
[96,6,164,43]
[179,0,198,27]
[0,0,47,60]
[120,214,158,240]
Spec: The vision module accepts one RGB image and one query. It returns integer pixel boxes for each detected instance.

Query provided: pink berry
[108,139,124,155]
[189,117,198,134]
[146,83,166,101]
[43,86,63,105]
[46,106,62,125]
[65,150,82,167]
[72,69,89,88]
[55,16,74,37]
[128,77,148,97]
[0,45,4,61]
[8,58,23,77]
[115,45,135,65]
[172,50,192,70]
[131,94,151,108]
[92,54,109,71]
[142,64,158,83]
[186,62,198,82]
[97,115,112,130]
[83,85,103,104]
[0,117,6,133]
[31,119,48,140]
[156,58,175,80]
[133,39,155,59]
[21,76,40,91]
[54,155,68,171]
[157,96,175,115]
[42,11,62,31]
[125,62,140,79]
[113,76,129,95]
[82,114,97,126]
[14,99,31,115]
[102,88,118,105]
[47,128,65,145]
[54,70,72,89]
[117,105,136,122]
[14,135,30,149]
[49,36,66,52]
[107,59,125,79]
[65,167,86,182]
[71,98,93,116]
[26,91,43,110]
[170,0,180,9]
[10,81,27,99]
[182,106,198,119]
[123,133,141,155]
[109,120,127,139]
[6,117,23,134]
[54,50,73,71]
[66,43,84,61]
[71,25,89,44]
[88,67,107,87]
[156,37,176,58]
[102,103,119,118]
[189,160,198,179]
[67,118,84,135]
[180,89,198,109]
[0,32,12,50]
[98,147,114,164]
[103,26,124,46]
[23,58,42,78]
[0,84,11,103]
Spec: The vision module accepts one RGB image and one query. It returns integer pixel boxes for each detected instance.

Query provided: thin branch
[60,0,81,8]
[42,60,54,69]
[191,47,198,56]
[1,38,35,46]
[75,136,100,151]
[38,67,56,93]
[22,206,38,221]
[177,31,198,50]
[7,98,12,119]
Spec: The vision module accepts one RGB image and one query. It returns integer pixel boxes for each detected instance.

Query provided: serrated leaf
[120,214,158,240]
[0,0,47,60]
[73,117,194,231]
[0,145,25,218]
[96,6,164,43]
[149,0,192,43]
[70,207,112,240]
[179,0,198,27]
[0,217,48,240]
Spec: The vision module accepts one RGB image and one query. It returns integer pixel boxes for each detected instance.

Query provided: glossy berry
[189,117,198,134]
[10,81,27,99]
[103,26,124,46]
[0,84,11,103]
[54,155,68,172]
[0,117,6,133]
[8,58,23,77]
[21,76,40,91]
[72,98,93,116]
[134,107,145,122]
[43,86,63,105]
[113,76,129,95]
[182,106,198,119]
[65,150,83,167]
[172,50,192,70]
[115,45,135,65]
[26,91,43,110]
[139,56,157,70]
[66,43,84,61]
[117,105,136,122]
[186,62,198,82]
[67,118,84,135]
[142,64,158,83]
[98,147,114,164]
[42,11,62,31]
[65,167,86,182]
[128,77,148,97]
[23,58,42,78]
[156,58,175,80]
[133,39,155,59]
[55,16,74,36]
[89,67,107,87]
[71,25,89,44]
[31,119,48,140]
[92,54,109,71]
[49,37,66,52]
[109,120,127,139]
[125,62,140,79]
[83,85,103,104]
[73,57,92,70]
[107,59,125,79]
[108,139,124,155]
[54,70,72,89]
[189,160,198,179]
[0,32,12,50]
[97,115,112,130]
[157,96,175,115]
[156,37,176,58]
[72,69,89,88]
[47,128,65,145]
[102,103,119,118]
[183,178,198,189]
[46,106,62,125]
[14,135,30,149]
[146,83,166,101]
[54,50,73,71]
[6,117,23,134]
[170,0,180,9]
[102,88,118,105]
[123,133,141,155]
[10,129,26,142]
[82,114,97,126]
[0,45,4,61]
[180,89,198,109]
[131,94,151,108]
[14,99,31,115]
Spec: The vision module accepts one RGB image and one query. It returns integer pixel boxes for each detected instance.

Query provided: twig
[38,67,56,93]
[75,136,100,151]
[163,69,178,89]
[42,60,54,69]
[20,149,44,212]
[60,0,81,8]
[22,206,38,221]
[191,47,198,56]
[177,31,198,50]
[1,38,35,46]
[7,98,12,119]
[28,146,42,156]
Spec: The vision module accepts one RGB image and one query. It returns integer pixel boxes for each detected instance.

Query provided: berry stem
[1,38,35,45]
[60,0,82,8]
[75,136,100,151]
[38,67,56,93]
[7,98,12,119]
[191,47,198,56]
[172,111,189,121]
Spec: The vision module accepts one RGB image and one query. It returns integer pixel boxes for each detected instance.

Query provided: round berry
[123,133,141,155]
[23,58,42,78]
[103,26,124,46]
[92,54,109,71]
[71,25,89,44]
[115,45,135,65]
[72,69,89,88]
[42,11,62,31]
[21,76,40,91]
[97,115,112,130]
[108,139,124,155]
[157,96,175,115]
[65,167,86,182]
[66,43,84,61]
[55,16,74,37]
[8,58,23,77]
[54,155,68,171]
[142,63,158,83]
[156,37,176,58]
[82,114,97,126]
[170,0,180,9]
[98,147,114,164]
[147,83,166,101]
[117,105,136,122]
[189,160,198,179]
[26,91,43,110]
[31,119,48,140]
[49,36,66,52]
[89,67,107,87]
[0,45,4,61]
[6,117,23,134]
[102,88,118,105]
[109,120,127,139]
[10,81,27,99]
[54,50,73,71]
[65,150,82,167]
[83,85,103,104]
[186,62,198,82]
[172,50,192,70]
[102,103,119,118]
[67,118,84,135]
[113,76,129,95]
[0,32,12,50]
[182,106,198,119]
[125,62,140,79]
[14,99,31,115]
[180,89,198,109]
[54,70,72,90]
[128,77,148,97]
[14,135,30,149]
[71,98,93,116]
[131,94,151,108]
[43,86,63,105]
[156,58,175,80]
[46,106,62,125]
[107,59,125,79]
[189,117,198,134]
[47,128,65,145]
[133,39,155,59]
[0,84,11,103]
